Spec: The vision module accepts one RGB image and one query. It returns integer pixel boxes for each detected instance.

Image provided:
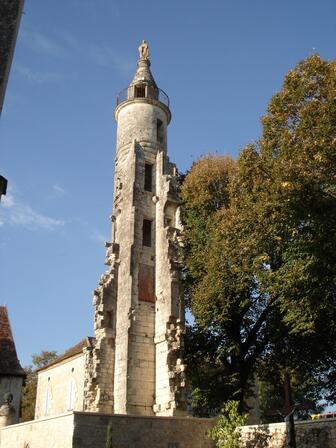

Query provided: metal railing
[116,85,170,108]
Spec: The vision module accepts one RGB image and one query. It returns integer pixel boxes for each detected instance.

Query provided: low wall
[241,418,336,448]
[5,411,334,448]
[0,411,216,448]
[72,412,215,448]
[0,412,75,448]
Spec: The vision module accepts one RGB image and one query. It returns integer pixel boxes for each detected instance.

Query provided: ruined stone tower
[84,41,186,417]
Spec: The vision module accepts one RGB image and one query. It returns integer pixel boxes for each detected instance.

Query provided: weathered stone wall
[84,252,117,414]
[72,412,215,448]
[85,84,186,416]
[0,375,23,423]
[127,302,156,415]
[115,100,168,150]
[35,355,85,419]
[154,150,186,416]
[113,98,186,416]
[3,412,336,448]
[83,48,188,416]
[112,136,155,415]
[241,418,336,447]
[0,412,216,448]
[0,412,74,448]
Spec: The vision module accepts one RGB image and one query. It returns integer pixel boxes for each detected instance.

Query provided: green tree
[21,351,58,422]
[208,401,247,448]
[182,55,336,415]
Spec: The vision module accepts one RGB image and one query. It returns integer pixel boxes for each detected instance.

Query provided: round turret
[114,41,171,160]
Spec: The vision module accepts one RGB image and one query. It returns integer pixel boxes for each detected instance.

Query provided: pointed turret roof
[129,40,158,88]
[0,306,25,377]
[115,40,170,118]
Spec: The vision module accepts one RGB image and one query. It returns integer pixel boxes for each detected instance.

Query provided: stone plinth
[0,403,15,428]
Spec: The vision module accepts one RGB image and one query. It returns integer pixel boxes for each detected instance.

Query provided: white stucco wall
[35,354,85,419]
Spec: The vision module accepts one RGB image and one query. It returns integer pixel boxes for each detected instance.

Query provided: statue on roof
[138,40,149,60]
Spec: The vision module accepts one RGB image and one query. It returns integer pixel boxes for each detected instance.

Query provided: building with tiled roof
[34,337,95,419]
[0,306,25,423]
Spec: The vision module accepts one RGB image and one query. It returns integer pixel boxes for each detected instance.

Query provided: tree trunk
[284,371,296,448]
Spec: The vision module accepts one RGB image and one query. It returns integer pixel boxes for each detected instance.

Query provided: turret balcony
[116,84,170,108]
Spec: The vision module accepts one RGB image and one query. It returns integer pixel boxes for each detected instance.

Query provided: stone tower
[84,41,186,417]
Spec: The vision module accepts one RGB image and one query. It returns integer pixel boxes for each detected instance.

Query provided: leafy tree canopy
[182,55,336,416]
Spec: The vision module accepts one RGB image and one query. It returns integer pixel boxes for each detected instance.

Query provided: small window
[135,85,146,98]
[157,119,163,143]
[144,163,153,192]
[67,378,76,410]
[143,219,152,247]
[44,388,51,416]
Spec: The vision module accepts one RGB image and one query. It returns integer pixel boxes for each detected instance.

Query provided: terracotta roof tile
[0,306,25,376]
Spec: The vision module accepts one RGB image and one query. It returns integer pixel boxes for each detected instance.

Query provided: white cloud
[15,64,60,83]
[19,26,133,79]
[88,44,133,73]
[1,194,15,208]
[20,29,67,58]
[52,184,66,197]
[21,26,133,75]
[0,193,65,231]
[55,29,81,52]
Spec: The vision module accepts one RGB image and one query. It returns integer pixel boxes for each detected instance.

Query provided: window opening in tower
[144,163,153,192]
[135,84,146,98]
[157,119,163,143]
[142,219,152,247]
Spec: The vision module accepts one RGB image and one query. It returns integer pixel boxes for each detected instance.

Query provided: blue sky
[1,0,336,368]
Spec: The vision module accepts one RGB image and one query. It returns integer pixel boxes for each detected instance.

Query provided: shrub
[106,422,113,448]
[208,401,248,448]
